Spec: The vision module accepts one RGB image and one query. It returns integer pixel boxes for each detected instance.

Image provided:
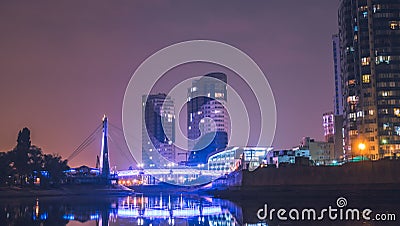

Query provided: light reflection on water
[0,194,244,226]
[0,193,399,226]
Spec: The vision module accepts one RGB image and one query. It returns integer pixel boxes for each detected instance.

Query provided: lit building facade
[187,72,229,164]
[323,112,344,160]
[300,137,334,165]
[265,148,310,167]
[323,111,335,143]
[142,94,176,167]
[339,0,400,159]
[207,147,271,174]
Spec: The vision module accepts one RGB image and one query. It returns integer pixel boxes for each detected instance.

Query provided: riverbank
[206,159,400,199]
[0,184,133,199]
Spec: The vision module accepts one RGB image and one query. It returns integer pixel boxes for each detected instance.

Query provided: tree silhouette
[43,154,69,186]
[17,128,31,150]
[0,128,70,187]
[10,128,32,185]
[0,152,13,185]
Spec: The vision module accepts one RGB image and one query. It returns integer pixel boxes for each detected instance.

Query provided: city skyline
[0,1,339,168]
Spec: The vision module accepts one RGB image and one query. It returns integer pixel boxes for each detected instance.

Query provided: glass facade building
[187,72,229,164]
[142,94,176,167]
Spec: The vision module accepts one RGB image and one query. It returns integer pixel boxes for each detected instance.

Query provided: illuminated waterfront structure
[66,116,117,184]
[207,147,271,173]
[265,148,311,167]
[116,146,271,185]
[339,0,400,159]
[187,72,229,165]
[142,94,176,167]
[100,115,110,179]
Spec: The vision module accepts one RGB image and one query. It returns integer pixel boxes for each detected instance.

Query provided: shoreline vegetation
[0,128,70,188]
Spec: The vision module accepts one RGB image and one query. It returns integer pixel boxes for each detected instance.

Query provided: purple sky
[0,1,340,168]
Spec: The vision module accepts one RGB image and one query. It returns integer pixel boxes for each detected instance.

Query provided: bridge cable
[66,123,102,161]
[108,127,136,163]
[108,123,142,144]
[108,123,143,162]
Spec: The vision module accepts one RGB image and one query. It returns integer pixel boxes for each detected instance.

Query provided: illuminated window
[215,92,224,98]
[347,95,358,103]
[383,123,389,130]
[394,108,400,117]
[190,87,197,92]
[376,55,391,64]
[373,4,380,13]
[349,130,358,136]
[167,113,174,122]
[395,126,400,136]
[380,91,389,97]
[357,111,364,117]
[380,109,389,114]
[368,110,374,116]
[359,5,368,11]
[361,57,370,66]
[348,79,356,85]
[362,74,370,83]
[389,21,400,30]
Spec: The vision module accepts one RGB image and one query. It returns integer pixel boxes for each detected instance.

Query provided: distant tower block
[100,115,110,178]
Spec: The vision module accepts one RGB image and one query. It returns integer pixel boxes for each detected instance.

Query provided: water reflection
[0,193,398,226]
[0,194,242,226]
[115,195,241,225]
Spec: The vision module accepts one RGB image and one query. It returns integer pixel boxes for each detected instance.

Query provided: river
[0,191,398,225]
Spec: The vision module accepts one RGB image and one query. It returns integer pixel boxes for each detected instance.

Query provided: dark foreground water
[0,191,399,226]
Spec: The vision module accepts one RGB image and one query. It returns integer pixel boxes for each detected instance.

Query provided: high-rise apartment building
[187,72,229,164]
[142,94,175,167]
[331,34,345,160]
[323,112,335,143]
[333,34,344,116]
[339,0,400,159]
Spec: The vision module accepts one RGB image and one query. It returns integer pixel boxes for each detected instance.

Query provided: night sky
[0,1,340,168]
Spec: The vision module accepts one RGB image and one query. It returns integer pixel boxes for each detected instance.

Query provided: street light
[358,143,366,161]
